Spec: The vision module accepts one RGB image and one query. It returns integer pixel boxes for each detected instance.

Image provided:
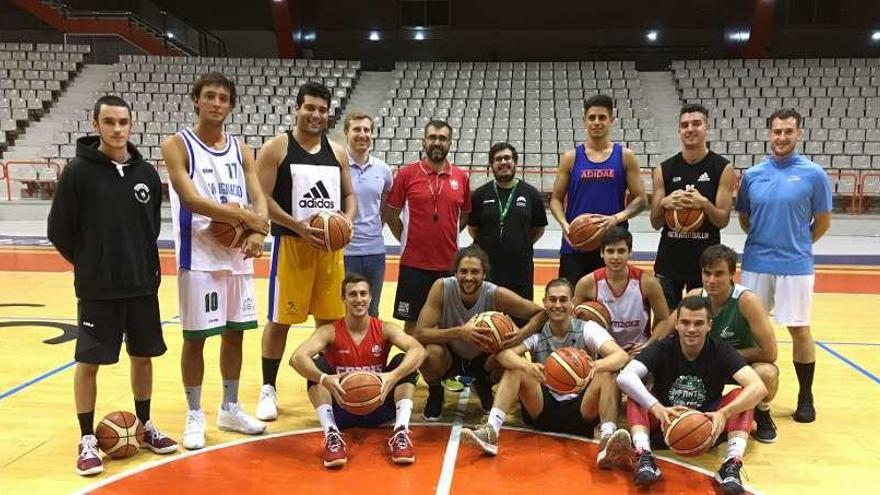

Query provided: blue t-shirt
[734,153,832,275]
[345,154,393,256]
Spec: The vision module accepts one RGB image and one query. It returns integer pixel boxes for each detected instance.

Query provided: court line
[776,340,880,347]
[435,388,471,495]
[817,341,880,386]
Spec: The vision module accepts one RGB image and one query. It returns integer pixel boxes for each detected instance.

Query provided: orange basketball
[209,202,247,248]
[473,311,517,353]
[664,208,705,233]
[339,371,383,415]
[543,347,593,394]
[664,410,714,456]
[568,214,605,252]
[573,301,612,330]
[95,411,144,459]
[310,211,353,251]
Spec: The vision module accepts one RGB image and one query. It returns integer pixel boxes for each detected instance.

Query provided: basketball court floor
[1,218,879,494]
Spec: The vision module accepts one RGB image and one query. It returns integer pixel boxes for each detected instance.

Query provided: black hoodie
[48,135,163,300]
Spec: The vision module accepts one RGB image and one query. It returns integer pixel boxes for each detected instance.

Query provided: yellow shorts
[267,235,345,325]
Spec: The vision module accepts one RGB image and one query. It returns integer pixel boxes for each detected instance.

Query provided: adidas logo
[697,172,710,182]
[299,180,336,209]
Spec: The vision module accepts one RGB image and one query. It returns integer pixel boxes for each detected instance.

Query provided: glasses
[492,155,515,163]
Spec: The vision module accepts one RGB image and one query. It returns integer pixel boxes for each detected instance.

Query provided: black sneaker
[714,457,745,494]
[753,407,777,443]
[471,378,494,413]
[633,449,662,486]
[422,384,444,421]
[793,395,816,423]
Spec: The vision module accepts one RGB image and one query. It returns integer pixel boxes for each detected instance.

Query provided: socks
[316,404,337,435]
[725,436,747,461]
[632,431,651,452]
[77,411,95,437]
[756,402,771,412]
[599,421,616,439]
[394,399,413,430]
[222,380,239,409]
[487,407,506,435]
[185,385,202,411]
[134,399,151,425]
[262,358,282,388]
[793,361,815,400]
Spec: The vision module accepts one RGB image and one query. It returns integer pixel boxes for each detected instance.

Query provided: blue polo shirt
[345,153,393,256]
[735,153,832,275]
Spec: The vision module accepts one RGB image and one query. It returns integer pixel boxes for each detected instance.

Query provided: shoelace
[146,423,167,441]
[186,413,205,430]
[326,432,346,452]
[80,436,100,458]
[389,429,411,449]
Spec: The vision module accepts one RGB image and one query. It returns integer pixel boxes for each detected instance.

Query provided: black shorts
[522,385,596,437]
[655,274,702,311]
[393,265,450,321]
[559,251,603,286]
[439,350,493,384]
[75,295,166,365]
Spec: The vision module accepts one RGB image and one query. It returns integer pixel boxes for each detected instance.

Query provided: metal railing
[45,0,226,56]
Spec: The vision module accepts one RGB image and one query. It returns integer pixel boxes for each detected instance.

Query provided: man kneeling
[291,274,426,468]
[461,278,631,468]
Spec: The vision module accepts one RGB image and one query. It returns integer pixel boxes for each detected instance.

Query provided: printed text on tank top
[580,144,616,181]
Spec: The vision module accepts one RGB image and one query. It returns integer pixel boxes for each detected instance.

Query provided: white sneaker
[217,403,266,435]
[255,384,278,421]
[182,409,206,450]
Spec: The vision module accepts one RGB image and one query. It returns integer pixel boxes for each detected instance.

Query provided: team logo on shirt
[299,180,336,209]
[718,325,734,339]
[241,297,255,314]
[516,196,527,207]
[450,179,460,190]
[672,176,682,183]
[133,183,150,204]
[371,344,383,356]
[697,172,711,182]
[667,374,708,409]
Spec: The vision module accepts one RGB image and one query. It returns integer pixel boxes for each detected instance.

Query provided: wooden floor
[1,247,879,494]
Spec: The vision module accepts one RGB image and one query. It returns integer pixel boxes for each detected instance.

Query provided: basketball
[310,210,353,251]
[573,301,612,330]
[208,203,247,248]
[664,207,705,233]
[94,411,145,459]
[543,347,593,394]
[338,371,383,416]
[473,311,517,353]
[664,410,714,456]
[567,214,605,252]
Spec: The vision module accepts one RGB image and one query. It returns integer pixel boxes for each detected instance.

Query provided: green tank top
[702,284,756,349]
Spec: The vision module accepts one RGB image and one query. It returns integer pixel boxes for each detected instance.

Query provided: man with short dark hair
[651,104,735,309]
[735,108,832,423]
[468,142,547,302]
[50,95,177,475]
[550,94,647,285]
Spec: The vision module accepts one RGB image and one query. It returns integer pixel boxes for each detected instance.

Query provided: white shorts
[178,269,258,339]
[740,271,814,327]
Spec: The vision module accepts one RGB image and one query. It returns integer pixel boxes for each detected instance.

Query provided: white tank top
[170,128,253,274]
[593,266,650,347]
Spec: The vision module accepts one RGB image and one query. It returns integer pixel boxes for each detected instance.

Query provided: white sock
[599,422,616,439]
[725,436,747,460]
[316,404,337,435]
[487,407,506,435]
[394,399,413,430]
[632,431,651,452]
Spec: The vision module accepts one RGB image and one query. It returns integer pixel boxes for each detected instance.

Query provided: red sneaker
[142,420,179,454]
[388,426,415,465]
[322,428,347,468]
[76,435,103,476]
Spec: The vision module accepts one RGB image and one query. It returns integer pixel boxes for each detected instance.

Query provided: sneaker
[182,409,206,450]
[142,420,179,454]
[75,434,103,476]
[793,395,816,423]
[597,429,632,469]
[217,403,267,435]
[633,448,662,486]
[714,457,745,494]
[442,377,465,393]
[461,422,498,456]
[752,407,777,443]
[471,379,494,413]
[388,426,415,464]
[256,384,279,421]
[422,384,444,421]
[323,427,347,468]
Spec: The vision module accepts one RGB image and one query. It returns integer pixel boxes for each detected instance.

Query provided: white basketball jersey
[289,163,342,221]
[594,266,650,347]
[170,128,253,274]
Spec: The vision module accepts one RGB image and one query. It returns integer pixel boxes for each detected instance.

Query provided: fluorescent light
[646,30,658,42]
[414,32,425,41]
[728,30,750,42]
[872,31,880,41]
[166,32,174,39]
[369,31,381,41]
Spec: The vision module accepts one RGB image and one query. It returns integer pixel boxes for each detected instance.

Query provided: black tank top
[653,150,729,279]
[271,131,341,237]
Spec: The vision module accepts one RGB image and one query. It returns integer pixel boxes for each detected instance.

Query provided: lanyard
[420,160,446,222]
[492,179,518,229]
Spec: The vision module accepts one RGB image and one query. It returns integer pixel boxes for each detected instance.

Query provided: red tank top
[323,316,391,373]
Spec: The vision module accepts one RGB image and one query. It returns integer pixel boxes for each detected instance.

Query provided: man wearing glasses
[468,142,547,304]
